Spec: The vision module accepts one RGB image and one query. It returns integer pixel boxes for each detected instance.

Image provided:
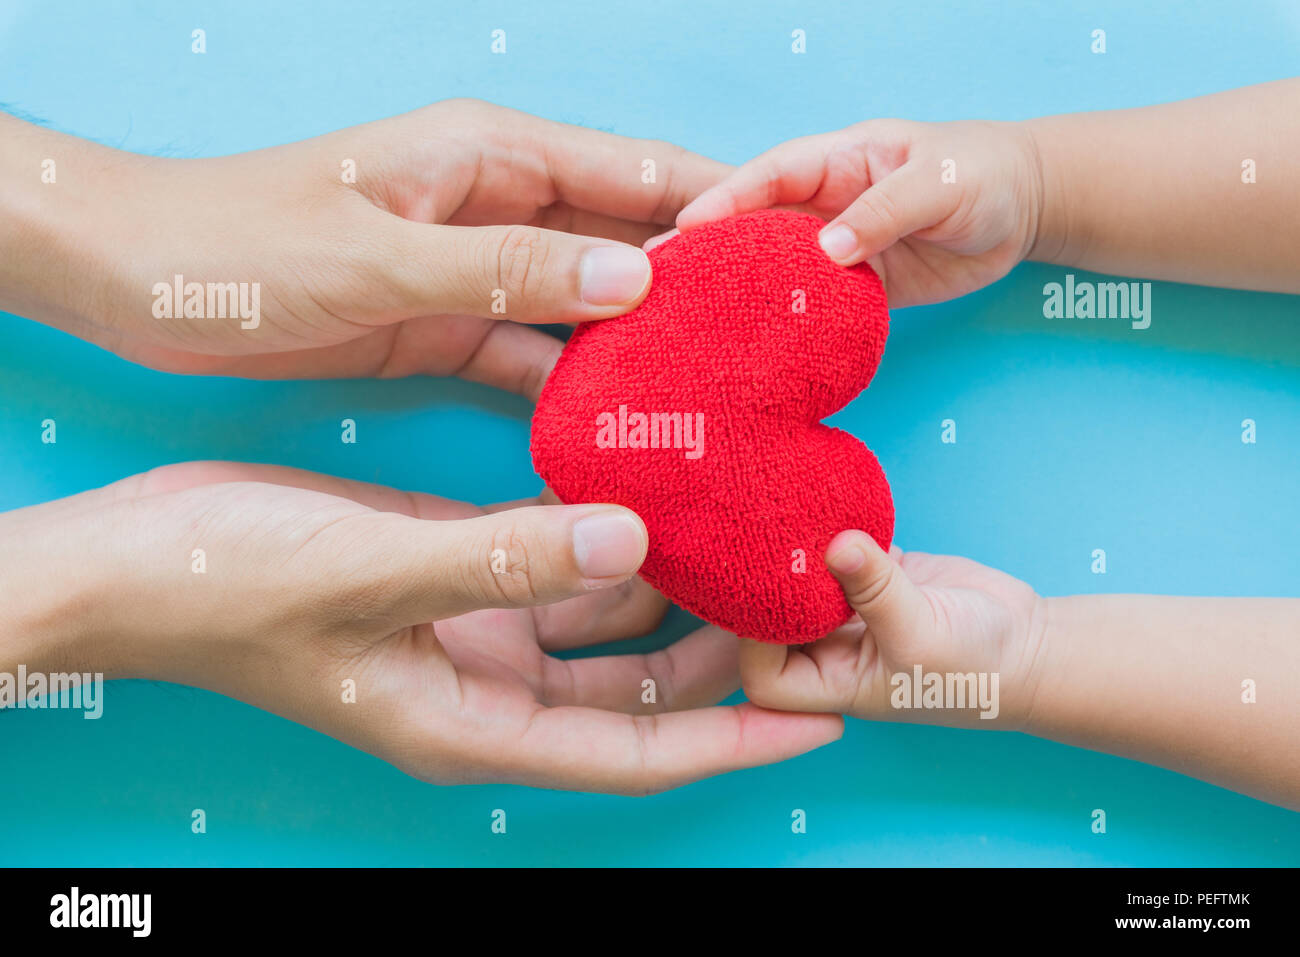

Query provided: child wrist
[1003,593,1057,733]
[1019,118,1068,266]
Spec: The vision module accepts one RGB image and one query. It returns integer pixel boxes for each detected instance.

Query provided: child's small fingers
[676,135,834,230]
[818,163,956,265]
[642,228,678,251]
[739,639,839,712]
[674,176,766,230]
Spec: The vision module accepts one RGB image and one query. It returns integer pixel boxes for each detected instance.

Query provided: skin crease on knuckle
[739,653,791,712]
[823,139,868,192]
[625,716,671,797]
[857,187,901,241]
[480,521,541,606]
[844,562,897,613]
[643,648,679,710]
[491,225,550,307]
[644,140,684,223]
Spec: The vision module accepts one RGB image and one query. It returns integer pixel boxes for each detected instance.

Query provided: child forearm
[1027,78,1300,293]
[1029,594,1300,809]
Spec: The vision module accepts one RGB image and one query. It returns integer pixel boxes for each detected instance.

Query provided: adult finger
[539,625,739,712]
[501,701,843,795]
[524,111,732,226]
[331,504,650,626]
[529,575,667,650]
[383,218,652,323]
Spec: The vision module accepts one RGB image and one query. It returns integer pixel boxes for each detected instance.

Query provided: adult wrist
[0,524,109,682]
[0,112,144,338]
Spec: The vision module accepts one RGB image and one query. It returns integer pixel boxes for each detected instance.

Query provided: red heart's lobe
[531,209,893,643]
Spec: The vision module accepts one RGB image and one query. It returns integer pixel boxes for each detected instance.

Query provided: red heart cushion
[531,209,893,644]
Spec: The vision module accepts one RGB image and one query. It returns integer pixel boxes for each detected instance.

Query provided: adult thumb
[366,504,649,627]
[384,220,652,323]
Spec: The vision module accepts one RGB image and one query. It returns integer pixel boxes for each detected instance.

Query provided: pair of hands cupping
[4,100,1047,791]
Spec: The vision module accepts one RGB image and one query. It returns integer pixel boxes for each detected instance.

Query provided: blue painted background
[1,0,1297,865]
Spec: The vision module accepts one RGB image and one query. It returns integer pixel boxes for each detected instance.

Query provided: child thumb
[824,530,925,646]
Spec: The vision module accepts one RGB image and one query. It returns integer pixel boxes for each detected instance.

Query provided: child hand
[740,530,1048,729]
[676,120,1043,308]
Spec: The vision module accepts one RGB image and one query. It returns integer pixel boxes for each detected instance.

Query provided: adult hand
[2,462,841,793]
[0,100,729,396]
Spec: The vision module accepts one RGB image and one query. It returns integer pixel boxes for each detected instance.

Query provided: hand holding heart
[0,462,843,794]
[533,210,895,643]
[0,100,729,395]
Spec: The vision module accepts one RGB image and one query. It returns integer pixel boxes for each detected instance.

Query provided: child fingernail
[819,224,857,260]
[827,543,866,574]
[643,228,678,252]
[573,511,646,580]
[580,246,651,305]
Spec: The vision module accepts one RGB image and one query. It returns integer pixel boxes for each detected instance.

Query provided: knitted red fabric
[531,209,893,644]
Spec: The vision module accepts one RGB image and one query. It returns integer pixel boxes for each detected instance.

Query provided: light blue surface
[2,0,1298,865]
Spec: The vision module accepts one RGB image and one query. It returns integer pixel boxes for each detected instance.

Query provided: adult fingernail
[573,511,646,580]
[819,224,858,261]
[580,246,651,305]
[827,542,867,575]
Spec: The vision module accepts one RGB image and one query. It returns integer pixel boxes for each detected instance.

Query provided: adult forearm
[0,502,113,680]
[0,111,139,336]
[1027,594,1300,809]
[1026,78,1300,293]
